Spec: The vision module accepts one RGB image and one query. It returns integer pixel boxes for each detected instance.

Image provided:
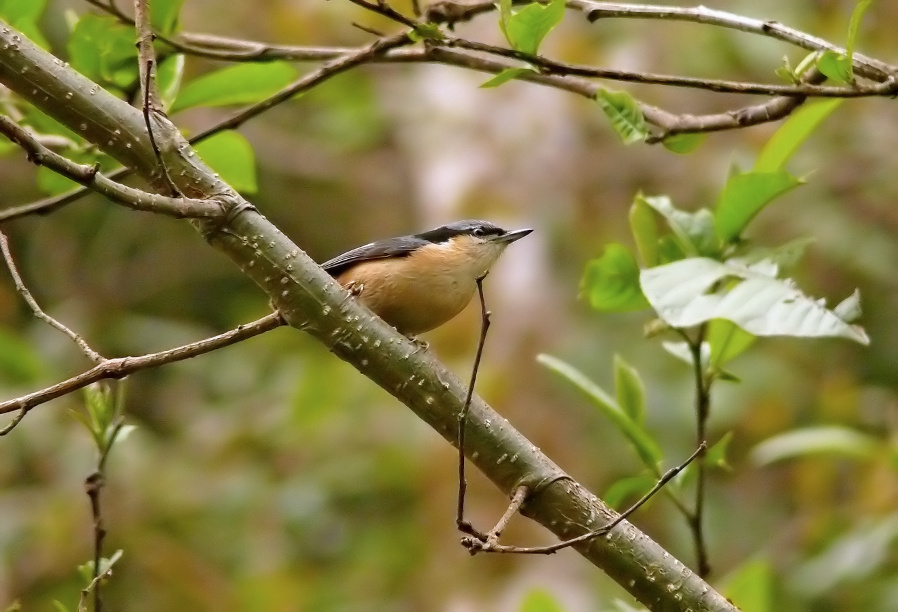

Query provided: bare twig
[687,328,711,577]
[85,470,106,612]
[0,311,285,417]
[0,115,221,218]
[456,276,491,539]
[0,229,104,363]
[463,442,707,555]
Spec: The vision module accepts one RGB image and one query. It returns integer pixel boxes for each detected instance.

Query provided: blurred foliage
[0,0,897,611]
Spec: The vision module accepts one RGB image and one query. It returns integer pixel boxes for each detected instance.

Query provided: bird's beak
[492,228,533,244]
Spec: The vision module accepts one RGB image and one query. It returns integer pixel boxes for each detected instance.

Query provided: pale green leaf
[480,67,535,88]
[629,195,659,267]
[640,258,870,344]
[641,194,718,257]
[538,354,663,470]
[752,426,880,465]
[661,132,705,154]
[724,559,774,612]
[614,354,645,424]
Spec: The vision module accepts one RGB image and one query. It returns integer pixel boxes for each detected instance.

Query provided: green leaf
[538,354,663,470]
[614,354,645,424]
[706,431,734,470]
[641,194,719,257]
[715,171,802,243]
[580,244,650,312]
[845,0,873,80]
[752,426,880,465]
[661,132,705,154]
[628,195,659,267]
[480,67,535,88]
[595,89,648,145]
[68,14,138,90]
[157,54,186,112]
[51,602,69,612]
[170,62,298,114]
[410,23,444,41]
[640,257,870,344]
[816,50,852,83]
[150,0,185,36]
[755,99,843,172]
[708,319,756,368]
[499,0,565,55]
[833,289,862,323]
[519,588,566,612]
[603,474,656,509]
[0,0,49,48]
[193,131,258,193]
[724,559,774,612]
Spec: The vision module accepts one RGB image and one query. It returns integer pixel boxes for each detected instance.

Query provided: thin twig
[456,276,491,539]
[482,485,528,544]
[0,115,221,218]
[687,327,711,577]
[134,0,180,196]
[0,408,26,436]
[463,442,707,555]
[0,229,104,363]
[85,470,106,612]
[0,311,285,416]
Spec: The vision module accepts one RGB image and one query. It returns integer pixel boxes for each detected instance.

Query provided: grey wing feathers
[321,236,428,277]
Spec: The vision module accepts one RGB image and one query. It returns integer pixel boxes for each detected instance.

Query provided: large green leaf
[580,244,650,312]
[640,257,869,344]
[150,0,185,36]
[714,171,802,243]
[538,354,663,470]
[755,99,843,172]
[707,319,756,368]
[0,0,49,48]
[499,0,565,55]
[68,13,138,90]
[170,62,298,114]
[724,559,774,612]
[193,131,257,194]
[595,89,648,145]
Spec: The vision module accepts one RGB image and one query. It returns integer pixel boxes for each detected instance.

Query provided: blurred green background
[0,0,896,610]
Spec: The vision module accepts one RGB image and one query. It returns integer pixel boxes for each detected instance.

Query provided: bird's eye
[473,227,485,236]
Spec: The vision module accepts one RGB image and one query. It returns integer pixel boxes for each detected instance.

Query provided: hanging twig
[456,276,491,539]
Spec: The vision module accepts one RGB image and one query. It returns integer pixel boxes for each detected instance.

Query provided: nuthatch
[322,220,532,337]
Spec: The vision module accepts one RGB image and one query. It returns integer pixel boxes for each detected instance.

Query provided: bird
[321,220,532,337]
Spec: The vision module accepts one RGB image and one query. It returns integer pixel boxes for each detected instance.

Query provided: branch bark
[0,18,737,611]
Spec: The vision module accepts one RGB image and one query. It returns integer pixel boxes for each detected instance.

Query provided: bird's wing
[321,236,429,277]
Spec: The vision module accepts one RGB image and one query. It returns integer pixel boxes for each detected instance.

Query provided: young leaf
[499,0,565,55]
[614,354,645,424]
[170,62,298,114]
[844,0,873,81]
[755,99,843,173]
[595,89,648,145]
[580,244,650,312]
[816,50,852,83]
[538,354,663,470]
[708,318,756,368]
[193,131,258,193]
[629,195,659,267]
[641,195,718,257]
[751,426,879,465]
[661,132,705,155]
[480,67,535,88]
[714,171,802,243]
[833,289,863,323]
[640,257,870,344]
[157,54,186,112]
